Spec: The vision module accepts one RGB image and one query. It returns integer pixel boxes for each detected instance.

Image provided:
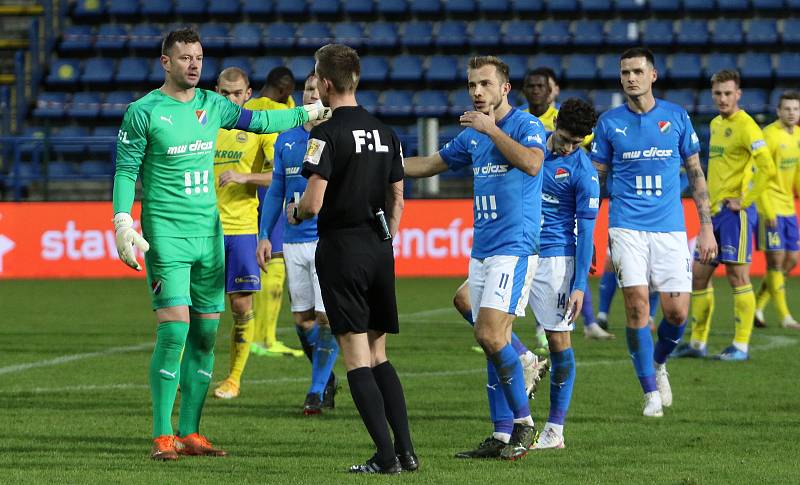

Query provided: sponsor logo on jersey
[528,133,543,145]
[588,197,600,208]
[196,110,208,126]
[554,167,569,181]
[658,121,671,134]
[621,147,674,160]
[214,150,243,160]
[304,138,325,165]
[236,132,248,143]
[691,132,699,145]
[542,193,560,204]
[473,163,509,176]
[167,139,214,155]
[286,167,302,175]
[234,275,260,285]
[751,139,766,151]
[615,127,628,136]
[284,141,296,149]
[709,145,724,158]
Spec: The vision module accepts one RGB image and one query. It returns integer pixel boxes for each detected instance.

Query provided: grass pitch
[2,277,799,484]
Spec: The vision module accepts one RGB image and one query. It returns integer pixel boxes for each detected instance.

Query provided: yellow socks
[690,287,714,348]
[228,310,255,385]
[766,270,791,321]
[732,284,755,351]
[253,257,286,347]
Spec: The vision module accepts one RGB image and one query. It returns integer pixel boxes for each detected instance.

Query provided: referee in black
[287,44,416,475]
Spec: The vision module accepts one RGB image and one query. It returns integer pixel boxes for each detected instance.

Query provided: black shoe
[322,374,339,409]
[754,313,767,328]
[597,317,609,331]
[454,437,506,459]
[348,455,402,474]
[499,423,537,461]
[303,392,322,415]
[397,452,419,472]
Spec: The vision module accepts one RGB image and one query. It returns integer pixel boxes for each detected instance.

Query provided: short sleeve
[590,117,612,165]
[743,119,769,157]
[438,129,472,170]
[302,125,334,180]
[575,154,601,219]
[389,132,404,183]
[517,117,546,152]
[679,111,701,160]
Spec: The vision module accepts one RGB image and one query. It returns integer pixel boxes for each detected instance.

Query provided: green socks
[178,315,220,436]
[150,321,189,438]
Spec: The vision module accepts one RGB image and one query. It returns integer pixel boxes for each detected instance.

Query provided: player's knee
[453,287,470,316]
[663,308,688,325]
[316,311,329,325]
[474,326,503,354]
[230,294,253,315]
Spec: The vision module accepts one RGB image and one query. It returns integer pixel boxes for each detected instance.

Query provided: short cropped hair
[305,69,317,82]
[468,56,510,84]
[314,44,360,93]
[266,66,294,88]
[620,47,655,68]
[779,90,800,107]
[217,67,249,86]
[524,67,557,85]
[711,69,740,88]
[161,28,200,56]
[556,98,598,138]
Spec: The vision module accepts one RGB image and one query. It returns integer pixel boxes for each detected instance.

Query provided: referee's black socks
[372,361,414,456]
[347,367,396,466]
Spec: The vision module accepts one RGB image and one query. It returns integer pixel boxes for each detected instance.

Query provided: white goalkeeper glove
[113,212,150,271]
[303,100,332,122]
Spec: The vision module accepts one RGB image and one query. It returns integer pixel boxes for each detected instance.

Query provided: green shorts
[144,234,225,313]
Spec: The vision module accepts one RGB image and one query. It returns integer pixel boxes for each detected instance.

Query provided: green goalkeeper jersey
[114,88,308,237]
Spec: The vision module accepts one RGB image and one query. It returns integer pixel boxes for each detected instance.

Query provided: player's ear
[160,55,170,73]
[246,87,252,101]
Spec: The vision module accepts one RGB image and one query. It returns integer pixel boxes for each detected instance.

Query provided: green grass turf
[1,277,799,484]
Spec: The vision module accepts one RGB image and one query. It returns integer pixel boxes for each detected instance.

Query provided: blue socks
[581,288,595,327]
[599,271,618,314]
[486,360,514,436]
[309,325,338,398]
[654,319,687,365]
[548,348,576,426]
[626,327,657,393]
[489,344,530,419]
[461,310,529,357]
[649,291,660,319]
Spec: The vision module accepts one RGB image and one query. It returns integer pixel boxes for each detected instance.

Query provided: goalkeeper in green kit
[112,28,330,461]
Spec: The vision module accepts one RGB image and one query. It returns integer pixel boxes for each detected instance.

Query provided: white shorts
[283,240,325,313]
[529,256,575,332]
[608,228,692,293]
[469,254,538,320]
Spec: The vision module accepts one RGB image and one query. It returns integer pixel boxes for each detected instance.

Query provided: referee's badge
[304,138,326,165]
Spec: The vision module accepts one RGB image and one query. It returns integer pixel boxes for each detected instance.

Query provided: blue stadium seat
[401,21,434,48]
[295,22,332,49]
[449,89,473,116]
[358,90,380,113]
[662,89,696,113]
[683,0,715,13]
[379,90,414,117]
[93,126,119,136]
[199,23,228,51]
[82,58,115,85]
[409,0,441,15]
[668,53,702,82]
[783,19,800,45]
[479,0,510,13]
[60,26,93,55]
[445,0,477,14]
[287,57,315,82]
[502,20,535,47]
[704,53,737,78]
[52,127,90,155]
[426,55,459,82]
[559,89,589,103]
[649,0,680,12]
[129,24,161,51]
[47,59,80,86]
[572,20,604,47]
[547,0,579,14]
[614,0,646,12]
[229,24,262,50]
[413,90,449,117]
[376,0,408,14]
[366,22,398,48]
[251,57,283,82]
[116,58,149,84]
[309,0,341,16]
[390,55,423,82]
[740,89,769,113]
[343,0,374,15]
[360,56,390,83]
[712,19,744,46]
[752,0,785,10]
[746,19,778,46]
[174,0,207,17]
[642,20,674,47]
[107,0,138,19]
[598,55,620,81]
[531,54,562,76]
[676,20,708,46]
[275,0,308,16]
[47,161,76,178]
[776,52,800,80]
[198,58,219,84]
[140,0,173,17]
[33,92,68,118]
[241,0,272,15]
[696,90,716,115]
[565,54,598,81]
[101,91,133,118]
[263,23,295,49]
[514,0,544,13]
[470,21,501,48]
[716,0,748,12]
[504,55,528,81]
[333,22,365,48]
[94,23,127,51]
[581,0,608,13]
[538,21,570,47]
[90,127,119,154]
[221,57,252,76]
[606,20,638,46]
[739,53,773,81]
[208,0,239,16]
[67,92,102,119]
[436,21,467,48]
[73,0,105,21]
[80,160,113,177]
[149,58,164,83]
[592,89,624,112]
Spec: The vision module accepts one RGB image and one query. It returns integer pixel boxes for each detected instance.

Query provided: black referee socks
[347,367,396,466]
[372,361,415,456]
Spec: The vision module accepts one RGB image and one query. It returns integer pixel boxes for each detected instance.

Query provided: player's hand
[564,289,584,324]
[724,198,742,212]
[696,223,718,264]
[113,212,149,271]
[766,216,778,229]
[218,170,248,187]
[459,105,496,134]
[256,238,272,273]
[303,101,332,122]
[286,202,300,225]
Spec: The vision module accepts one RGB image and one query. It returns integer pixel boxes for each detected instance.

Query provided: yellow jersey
[761,121,800,216]
[524,104,594,146]
[213,129,273,234]
[707,109,776,217]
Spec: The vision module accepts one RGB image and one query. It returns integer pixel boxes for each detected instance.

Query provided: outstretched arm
[404,153,449,178]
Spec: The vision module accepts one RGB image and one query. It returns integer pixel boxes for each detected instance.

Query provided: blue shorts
[224,234,261,293]
[698,205,757,265]
[756,214,800,252]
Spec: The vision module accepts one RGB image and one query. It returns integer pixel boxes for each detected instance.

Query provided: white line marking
[0,343,153,376]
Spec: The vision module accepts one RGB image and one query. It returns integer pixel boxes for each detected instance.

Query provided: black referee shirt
[302,106,404,237]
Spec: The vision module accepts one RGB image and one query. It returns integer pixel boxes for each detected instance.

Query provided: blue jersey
[540,147,600,257]
[591,99,700,232]
[263,126,318,243]
[439,108,547,259]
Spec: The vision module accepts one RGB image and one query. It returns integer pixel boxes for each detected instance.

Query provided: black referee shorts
[315,228,399,335]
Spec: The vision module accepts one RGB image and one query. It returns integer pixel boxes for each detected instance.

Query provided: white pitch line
[0,343,154,376]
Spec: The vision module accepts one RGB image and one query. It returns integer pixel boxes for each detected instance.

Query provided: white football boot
[643,391,664,417]
[655,363,672,407]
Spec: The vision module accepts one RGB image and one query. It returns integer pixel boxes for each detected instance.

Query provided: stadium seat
[752,0,785,10]
[592,89,624,112]
[559,89,589,102]
[409,0,442,15]
[343,0,374,15]
[90,127,119,154]
[263,23,295,49]
[716,0,749,12]
[148,58,165,83]
[241,0,273,16]
[425,55,459,82]
[538,21,571,47]
[60,26,94,55]
[296,22,332,49]
[208,0,239,17]
[33,92,68,118]
[116,57,149,84]
[776,53,800,80]
[739,53,773,81]
[221,57,252,76]
[642,20,674,47]
[366,22,399,48]
[614,0,646,13]
[275,0,308,16]
[229,24,262,50]
[514,0,545,14]
[449,89,473,116]
[598,54,620,81]
[81,58,115,85]
[309,0,341,17]
[662,89,696,113]
[502,20,536,47]
[379,90,414,117]
[649,0,679,12]
[67,92,102,119]
[140,0,173,18]
[47,161,76,179]
[389,55,423,82]
[581,0,609,14]
[565,54,598,81]
[782,19,800,45]
[47,59,80,86]
[376,0,408,15]
[503,55,529,82]
[675,20,709,47]
[547,0,579,14]
[101,91,134,118]
[531,54,562,76]
[72,0,106,21]
[704,53,737,78]
[668,53,702,82]
[80,160,113,177]
[469,21,501,48]
[606,20,638,46]
[712,19,744,46]
[740,89,769,113]
[199,23,228,51]
[107,0,139,19]
[360,56,390,83]
[333,22,365,48]
[479,0,510,13]
[435,20,467,48]
[128,24,161,51]
[572,20,604,47]
[445,0,477,14]
[94,23,128,52]
[251,57,283,82]
[358,90,380,112]
[683,0,716,13]
[695,90,716,115]
[401,21,434,48]
[413,90,449,117]
[286,57,315,82]
[746,19,778,46]
[174,0,207,17]
[198,58,219,84]
[769,89,785,108]
[52,126,90,155]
